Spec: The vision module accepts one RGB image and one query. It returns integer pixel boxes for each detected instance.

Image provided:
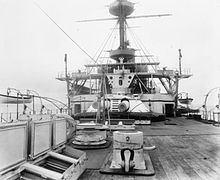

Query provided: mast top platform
[109,0,134,17]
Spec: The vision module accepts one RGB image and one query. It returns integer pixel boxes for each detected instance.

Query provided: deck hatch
[52,118,67,149]
[0,122,28,174]
[30,120,52,159]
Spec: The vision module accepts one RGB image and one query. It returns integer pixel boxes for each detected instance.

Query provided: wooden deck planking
[79,119,220,180]
[162,136,206,180]
[194,136,220,163]
[147,150,169,180]
[174,135,220,180]
[180,136,220,165]
[166,136,210,180]
[137,118,220,136]
[146,135,220,180]
[189,138,220,179]
[150,137,194,180]
[153,138,179,179]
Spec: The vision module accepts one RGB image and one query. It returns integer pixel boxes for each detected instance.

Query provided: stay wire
[93,21,118,65]
[34,2,96,64]
[75,21,118,94]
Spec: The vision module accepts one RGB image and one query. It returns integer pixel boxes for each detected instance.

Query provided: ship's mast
[55,0,192,117]
[64,54,71,115]
[119,16,125,49]
[109,0,135,63]
[109,0,134,48]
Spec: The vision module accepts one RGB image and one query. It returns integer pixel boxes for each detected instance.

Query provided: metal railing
[0,108,69,123]
[200,108,220,123]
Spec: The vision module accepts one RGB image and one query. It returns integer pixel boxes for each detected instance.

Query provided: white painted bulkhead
[70,94,97,114]
[71,92,175,116]
[141,93,175,115]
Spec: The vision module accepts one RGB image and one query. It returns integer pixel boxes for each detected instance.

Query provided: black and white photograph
[0,0,220,179]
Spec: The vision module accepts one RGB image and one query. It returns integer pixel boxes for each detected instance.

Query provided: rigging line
[130,103,143,112]
[110,28,117,50]
[103,27,117,64]
[95,74,104,122]
[126,24,150,62]
[34,95,62,110]
[93,21,118,65]
[34,1,117,95]
[103,22,118,64]
[92,32,110,62]
[125,21,146,59]
[127,25,151,62]
[42,96,67,107]
[128,25,157,64]
[130,28,172,87]
[138,37,156,63]
[126,22,152,61]
[34,2,96,64]
[80,20,118,78]
[111,22,119,49]
[31,95,67,108]
[129,32,145,61]
[92,21,118,62]
[109,25,117,49]
[26,105,33,111]
[103,73,111,130]
[90,20,119,70]
[76,19,116,95]
[127,24,157,86]
[135,74,150,93]
[104,26,115,58]
[79,20,118,79]
[128,26,158,72]
[128,25,149,56]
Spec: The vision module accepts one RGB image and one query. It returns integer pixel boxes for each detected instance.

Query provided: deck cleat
[106,120,135,131]
[100,130,155,176]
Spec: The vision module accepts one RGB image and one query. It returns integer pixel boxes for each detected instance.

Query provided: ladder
[111,99,120,112]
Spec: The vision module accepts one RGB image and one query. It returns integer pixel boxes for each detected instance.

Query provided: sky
[0,0,220,107]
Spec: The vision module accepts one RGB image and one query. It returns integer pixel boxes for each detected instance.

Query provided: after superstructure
[57,0,192,122]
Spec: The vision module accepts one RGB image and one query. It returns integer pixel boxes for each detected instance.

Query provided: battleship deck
[75,117,220,180]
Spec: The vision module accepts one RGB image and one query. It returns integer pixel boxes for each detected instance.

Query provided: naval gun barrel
[118,98,130,112]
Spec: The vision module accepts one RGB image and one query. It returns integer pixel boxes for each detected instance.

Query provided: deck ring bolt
[126,136,130,142]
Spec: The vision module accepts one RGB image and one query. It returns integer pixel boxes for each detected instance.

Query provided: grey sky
[0,0,219,107]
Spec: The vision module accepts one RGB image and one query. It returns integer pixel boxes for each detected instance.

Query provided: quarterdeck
[74,117,220,180]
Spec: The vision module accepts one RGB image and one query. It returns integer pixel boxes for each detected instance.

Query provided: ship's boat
[179,98,193,105]
[178,92,193,105]
[177,92,199,116]
[0,93,32,104]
